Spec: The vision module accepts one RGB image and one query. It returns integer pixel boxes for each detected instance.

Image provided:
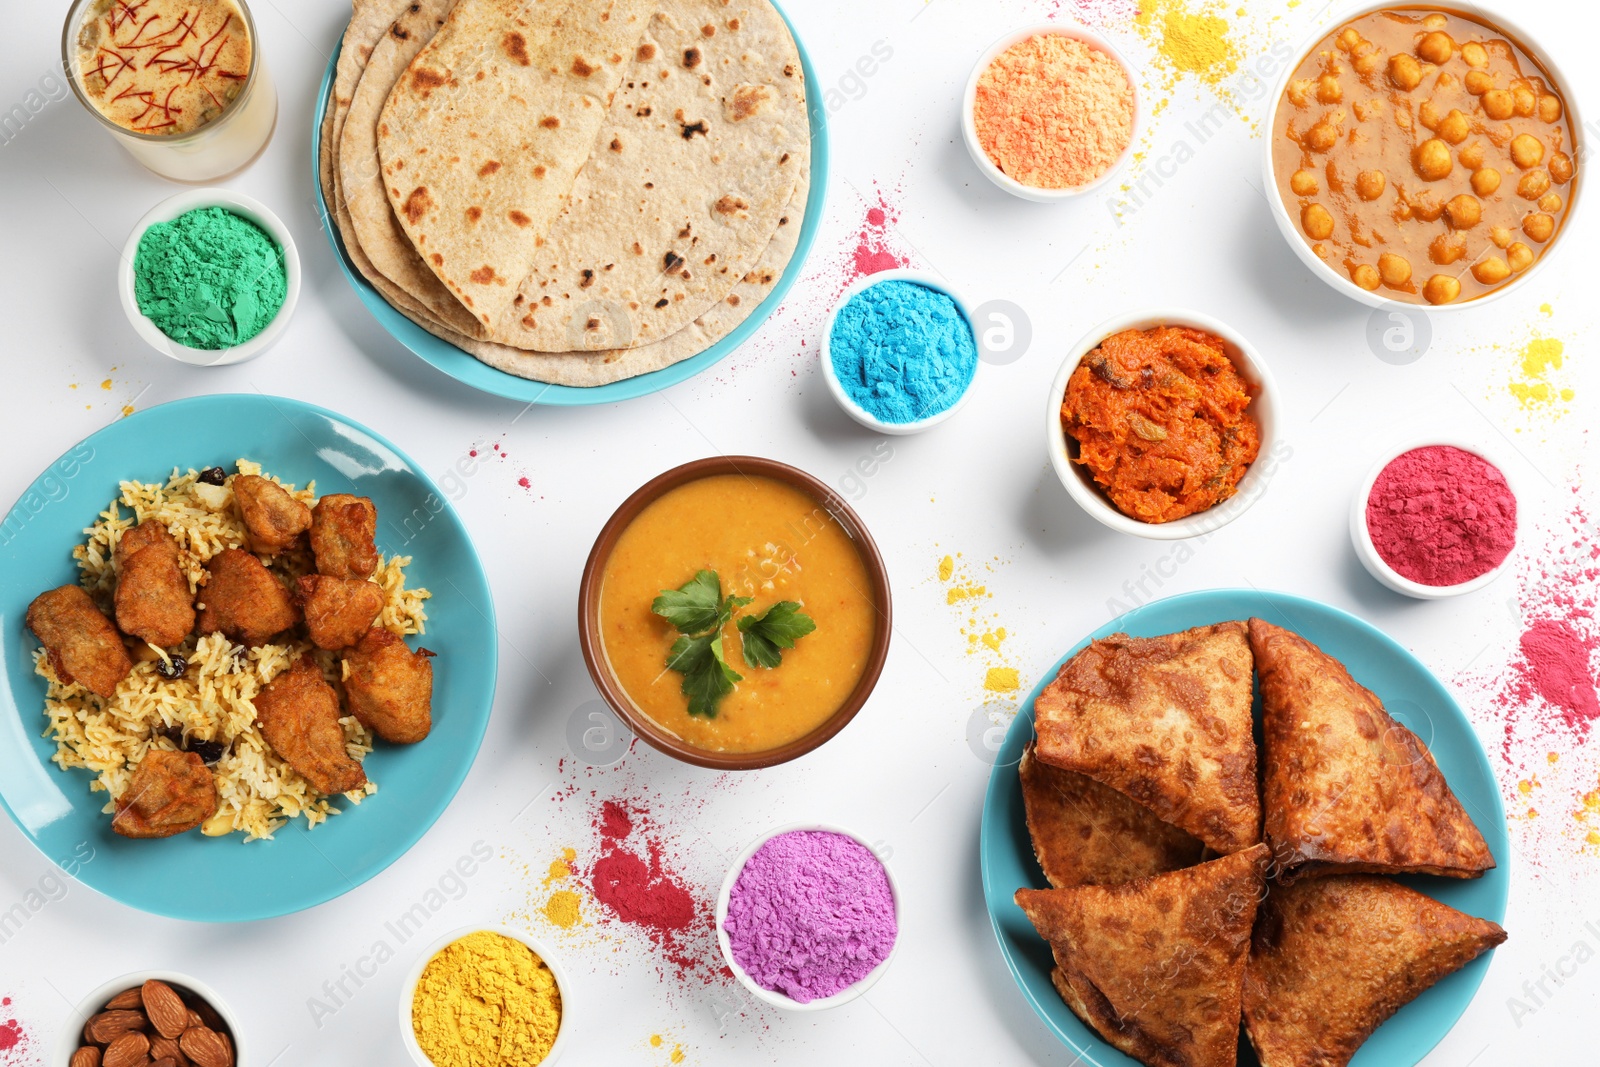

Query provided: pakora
[112,749,218,839]
[197,548,299,646]
[114,521,195,648]
[26,585,132,699]
[253,656,368,795]
[342,627,434,744]
[234,473,313,555]
[310,494,379,579]
[296,575,385,651]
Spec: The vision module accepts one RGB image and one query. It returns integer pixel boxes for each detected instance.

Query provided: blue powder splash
[828,280,978,424]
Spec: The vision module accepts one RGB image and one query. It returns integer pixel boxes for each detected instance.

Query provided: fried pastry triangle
[1249,619,1494,881]
[1020,742,1204,888]
[1033,621,1260,854]
[1243,875,1506,1067]
[1015,844,1270,1067]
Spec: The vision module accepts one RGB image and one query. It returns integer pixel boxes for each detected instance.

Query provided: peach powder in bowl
[972,32,1135,192]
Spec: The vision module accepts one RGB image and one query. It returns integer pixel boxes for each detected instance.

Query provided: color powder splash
[649,1033,688,1064]
[541,848,583,929]
[1135,0,1240,85]
[1040,0,1140,25]
[935,552,1023,696]
[588,800,707,981]
[1455,492,1600,869]
[839,184,909,295]
[0,997,29,1062]
[1507,333,1574,413]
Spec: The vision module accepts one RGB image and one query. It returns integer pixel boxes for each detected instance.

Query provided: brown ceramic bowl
[578,456,893,770]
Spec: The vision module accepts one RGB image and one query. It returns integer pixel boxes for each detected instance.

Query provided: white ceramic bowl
[715,822,901,1011]
[1046,309,1281,540]
[961,22,1140,202]
[52,970,244,1067]
[1261,1,1583,310]
[820,269,980,435]
[118,188,301,366]
[1350,437,1519,599]
[399,925,571,1067]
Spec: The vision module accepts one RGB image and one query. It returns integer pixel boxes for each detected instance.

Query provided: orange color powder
[974,34,1134,189]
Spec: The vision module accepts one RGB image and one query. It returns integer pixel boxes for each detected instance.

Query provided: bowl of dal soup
[579,457,891,770]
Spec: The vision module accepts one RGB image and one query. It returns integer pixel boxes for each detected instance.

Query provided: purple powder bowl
[716,825,901,1008]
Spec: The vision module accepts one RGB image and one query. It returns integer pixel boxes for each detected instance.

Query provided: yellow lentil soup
[598,475,877,754]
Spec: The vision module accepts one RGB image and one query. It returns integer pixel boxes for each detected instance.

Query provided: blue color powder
[829,280,978,424]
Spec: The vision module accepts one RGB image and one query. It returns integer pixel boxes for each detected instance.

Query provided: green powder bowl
[120,190,301,366]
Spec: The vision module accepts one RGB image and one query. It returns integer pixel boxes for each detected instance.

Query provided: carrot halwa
[1063,326,1260,523]
[974,34,1135,189]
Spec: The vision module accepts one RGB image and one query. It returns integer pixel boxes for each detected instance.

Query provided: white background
[1,0,1597,1063]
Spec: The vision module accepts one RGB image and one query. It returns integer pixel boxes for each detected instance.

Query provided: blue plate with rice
[0,394,497,922]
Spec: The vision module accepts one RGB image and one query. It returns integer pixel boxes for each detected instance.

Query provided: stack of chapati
[318,0,810,387]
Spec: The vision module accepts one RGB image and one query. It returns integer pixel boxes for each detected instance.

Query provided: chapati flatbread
[496,0,807,351]
[378,0,651,330]
[396,163,808,386]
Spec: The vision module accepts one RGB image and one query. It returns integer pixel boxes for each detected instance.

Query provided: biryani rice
[35,461,430,842]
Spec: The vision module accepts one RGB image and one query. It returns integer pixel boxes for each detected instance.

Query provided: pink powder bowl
[715,824,900,1010]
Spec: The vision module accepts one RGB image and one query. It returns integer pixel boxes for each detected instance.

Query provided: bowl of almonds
[53,973,239,1067]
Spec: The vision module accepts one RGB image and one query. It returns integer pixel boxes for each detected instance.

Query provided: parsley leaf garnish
[651,571,815,718]
[737,601,818,669]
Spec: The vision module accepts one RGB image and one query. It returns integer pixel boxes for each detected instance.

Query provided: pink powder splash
[0,997,29,1061]
[845,188,909,291]
[1040,0,1140,24]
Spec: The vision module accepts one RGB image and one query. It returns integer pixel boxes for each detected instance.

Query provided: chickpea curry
[1063,326,1261,525]
[1273,8,1575,305]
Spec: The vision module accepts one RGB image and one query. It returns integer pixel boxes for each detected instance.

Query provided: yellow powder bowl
[399,925,572,1067]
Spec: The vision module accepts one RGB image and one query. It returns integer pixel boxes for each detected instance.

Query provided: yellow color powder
[947,584,987,604]
[937,555,954,582]
[544,890,581,929]
[1137,0,1239,84]
[412,931,562,1067]
[985,667,1021,692]
[1508,335,1573,408]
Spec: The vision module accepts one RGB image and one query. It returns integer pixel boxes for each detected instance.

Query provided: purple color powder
[723,830,897,1003]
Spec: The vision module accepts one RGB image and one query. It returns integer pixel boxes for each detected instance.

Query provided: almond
[102,1031,150,1067]
[152,1060,178,1067]
[105,988,145,1011]
[178,1027,231,1067]
[149,1035,189,1066]
[70,1048,102,1067]
[141,981,188,1039]
[84,1010,148,1045]
[184,997,226,1033]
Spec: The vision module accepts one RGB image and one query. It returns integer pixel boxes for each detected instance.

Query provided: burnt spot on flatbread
[779,152,791,165]
[635,106,653,117]
[478,160,501,178]
[431,253,444,267]
[728,17,742,30]
[680,119,708,139]
[727,294,741,306]
[476,70,486,81]
[471,267,499,285]
[743,269,776,285]
[683,48,702,69]
[702,24,716,36]
[509,210,532,227]
[663,251,685,274]
[637,43,657,61]
[403,187,434,224]
[580,269,595,289]
[678,224,693,239]
[503,32,530,65]
[466,206,482,223]
[572,56,596,77]
[714,195,751,220]
[514,294,525,306]
[727,84,774,122]
[655,298,670,308]
[540,116,561,129]
[779,215,790,226]
[704,253,717,265]
[610,137,623,152]
[534,165,547,178]
[586,316,602,331]
[541,296,553,306]
[411,68,448,96]
[632,242,644,255]
[784,64,796,77]
[644,182,654,189]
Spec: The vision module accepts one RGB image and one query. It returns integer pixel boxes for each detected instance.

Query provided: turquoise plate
[310,3,829,406]
[981,589,1509,1066]
[0,395,497,922]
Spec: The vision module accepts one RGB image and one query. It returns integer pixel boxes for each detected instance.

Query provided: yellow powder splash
[936,551,1024,698]
[412,931,562,1067]
[649,1033,687,1063]
[1508,335,1573,410]
[985,667,1020,693]
[1136,0,1240,85]
[539,848,583,929]
[1576,786,1600,851]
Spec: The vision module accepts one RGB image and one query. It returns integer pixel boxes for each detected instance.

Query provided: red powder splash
[1041,0,1140,24]
[0,998,28,1059]
[585,799,708,981]
[1515,619,1600,732]
[845,188,908,291]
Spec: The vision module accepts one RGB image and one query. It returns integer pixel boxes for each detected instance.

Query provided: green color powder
[134,206,287,350]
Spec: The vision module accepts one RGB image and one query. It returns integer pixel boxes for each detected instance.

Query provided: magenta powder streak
[724,830,896,1003]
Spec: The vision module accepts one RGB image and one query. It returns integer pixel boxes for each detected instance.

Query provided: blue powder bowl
[822,270,980,434]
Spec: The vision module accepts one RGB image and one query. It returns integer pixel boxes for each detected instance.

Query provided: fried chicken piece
[234,474,313,556]
[1033,621,1260,854]
[26,585,132,699]
[114,521,195,648]
[254,657,367,795]
[197,548,299,646]
[295,575,386,651]
[1015,845,1271,1067]
[310,494,379,579]
[1244,876,1507,1067]
[1250,618,1495,882]
[343,627,434,744]
[1020,743,1204,889]
[112,749,218,839]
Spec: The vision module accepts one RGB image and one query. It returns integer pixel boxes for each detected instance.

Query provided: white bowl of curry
[1046,310,1281,540]
[1264,4,1581,309]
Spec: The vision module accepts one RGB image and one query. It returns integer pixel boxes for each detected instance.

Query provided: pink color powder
[1516,619,1598,732]
[723,831,896,1003]
[1366,445,1517,586]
